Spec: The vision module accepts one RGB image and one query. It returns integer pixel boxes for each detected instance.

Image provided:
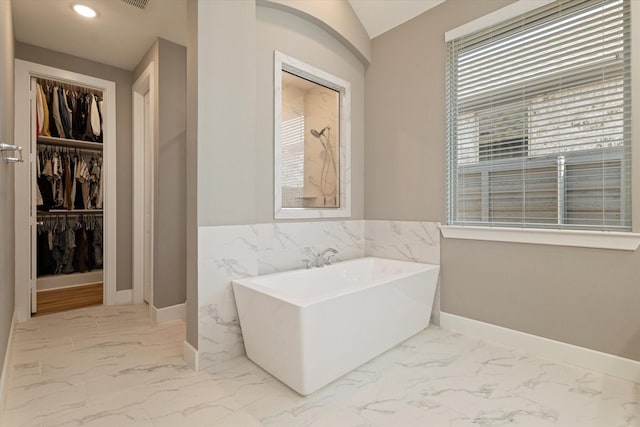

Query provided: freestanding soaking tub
[232,257,440,395]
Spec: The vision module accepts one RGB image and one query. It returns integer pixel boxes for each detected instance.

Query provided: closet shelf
[37,135,103,151]
[38,209,103,215]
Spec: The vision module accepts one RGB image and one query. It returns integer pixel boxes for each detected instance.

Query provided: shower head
[310,126,330,138]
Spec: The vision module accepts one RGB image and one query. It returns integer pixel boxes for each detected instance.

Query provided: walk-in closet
[34,77,105,314]
[14,61,117,320]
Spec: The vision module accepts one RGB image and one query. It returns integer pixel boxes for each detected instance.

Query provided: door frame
[14,59,118,321]
[132,62,155,305]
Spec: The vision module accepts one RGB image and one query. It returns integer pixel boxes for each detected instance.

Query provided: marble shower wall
[364,220,441,324]
[197,220,365,370]
[197,219,442,370]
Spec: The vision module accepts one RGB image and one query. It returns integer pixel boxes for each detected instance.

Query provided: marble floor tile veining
[1,304,639,426]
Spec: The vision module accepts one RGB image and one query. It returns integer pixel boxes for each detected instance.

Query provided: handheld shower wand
[310,126,337,206]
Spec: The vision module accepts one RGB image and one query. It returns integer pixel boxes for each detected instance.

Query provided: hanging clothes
[63,89,75,140]
[36,79,103,143]
[38,83,51,137]
[64,153,72,210]
[36,215,104,276]
[74,93,88,139]
[51,86,64,138]
[35,83,44,136]
[90,95,101,139]
[36,146,104,213]
[44,83,59,138]
[57,87,71,139]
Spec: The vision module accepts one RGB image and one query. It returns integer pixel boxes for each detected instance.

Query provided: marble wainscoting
[256,220,365,275]
[365,220,441,324]
[197,220,365,370]
[198,225,260,371]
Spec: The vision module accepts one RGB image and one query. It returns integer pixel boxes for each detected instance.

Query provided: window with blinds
[446,0,631,231]
[281,77,306,208]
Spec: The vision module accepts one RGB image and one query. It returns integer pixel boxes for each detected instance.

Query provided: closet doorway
[14,60,118,322]
[132,63,155,305]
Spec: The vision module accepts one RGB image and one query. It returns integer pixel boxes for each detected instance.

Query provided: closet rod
[37,211,104,216]
[35,77,103,97]
[37,136,103,152]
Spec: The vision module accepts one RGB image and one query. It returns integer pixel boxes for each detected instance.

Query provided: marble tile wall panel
[198,220,365,369]
[198,225,260,369]
[364,220,440,264]
[365,220,441,324]
[256,220,365,274]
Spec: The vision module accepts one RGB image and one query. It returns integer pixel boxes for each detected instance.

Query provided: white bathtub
[232,257,439,395]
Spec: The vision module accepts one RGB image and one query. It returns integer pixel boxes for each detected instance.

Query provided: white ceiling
[348,0,446,39]
[12,0,444,71]
[12,0,187,71]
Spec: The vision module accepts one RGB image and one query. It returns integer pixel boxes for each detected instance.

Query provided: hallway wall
[0,0,16,383]
[134,38,187,309]
[15,42,134,292]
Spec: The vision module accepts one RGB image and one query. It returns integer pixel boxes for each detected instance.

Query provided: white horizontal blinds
[281,72,306,208]
[447,0,631,230]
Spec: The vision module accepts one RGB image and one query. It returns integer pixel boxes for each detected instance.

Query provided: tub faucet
[304,247,320,268]
[303,247,339,267]
[319,248,339,267]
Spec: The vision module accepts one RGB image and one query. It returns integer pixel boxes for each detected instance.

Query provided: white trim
[183,340,199,371]
[0,311,16,416]
[132,62,155,305]
[440,225,640,251]
[115,289,133,305]
[444,0,555,42]
[37,270,103,291]
[151,303,186,324]
[274,50,352,219]
[14,60,117,320]
[440,312,640,384]
[38,282,103,293]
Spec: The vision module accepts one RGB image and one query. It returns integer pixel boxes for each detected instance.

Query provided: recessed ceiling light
[73,4,97,18]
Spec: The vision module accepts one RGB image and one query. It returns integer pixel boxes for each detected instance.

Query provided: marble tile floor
[1,304,639,427]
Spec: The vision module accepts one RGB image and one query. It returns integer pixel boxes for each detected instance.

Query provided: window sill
[439,225,640,251]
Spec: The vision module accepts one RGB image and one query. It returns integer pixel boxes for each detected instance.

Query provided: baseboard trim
[0,311,17,416]
[115,289,133,305]
[440,312,640,384]
[151,303,186,324]
[183,340,199,371]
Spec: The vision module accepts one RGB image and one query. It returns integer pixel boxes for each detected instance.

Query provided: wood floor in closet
[35,283,103,316]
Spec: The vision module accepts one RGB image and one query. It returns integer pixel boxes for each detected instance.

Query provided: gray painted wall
[0,0,15,374]
[156,39,187,308]
[255,5,365,222]
[186,0,198,347]
[260,0,371,64]
[194,0,365,227]
[442,238,640,361]
[134,38,187,309]
[15,42,134,292]
[197,0,257,227]
[365,0,640,361]
[365,0,512,221]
